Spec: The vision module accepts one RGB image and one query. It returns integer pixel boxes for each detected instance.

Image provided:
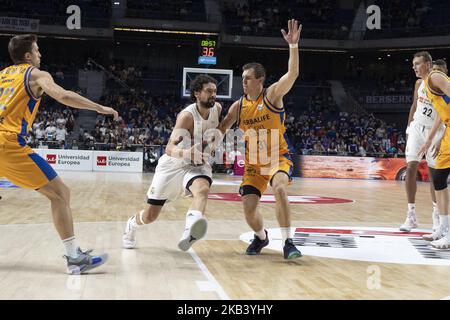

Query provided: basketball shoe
[122,216,137,249]
[246,229,269,255]
[178,217,208,251]
[65,248,108,274]
[431,236,450,249]
[399,211,418,232]
[283,238,302,260]
[423,225,448,241]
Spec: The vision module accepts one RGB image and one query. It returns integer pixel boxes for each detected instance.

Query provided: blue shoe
[65,248,108,274]
[283,238,302,260]
[246,230,269,255]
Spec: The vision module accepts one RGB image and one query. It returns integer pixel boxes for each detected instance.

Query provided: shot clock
[198,39,217,65]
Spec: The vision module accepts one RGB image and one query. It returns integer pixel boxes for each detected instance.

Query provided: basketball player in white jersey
[400,51,445,232]
[122,75,221,251]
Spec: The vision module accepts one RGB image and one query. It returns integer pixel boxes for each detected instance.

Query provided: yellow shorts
[436,127,450,169]
[239,155,293,197]
[0,132,57,189]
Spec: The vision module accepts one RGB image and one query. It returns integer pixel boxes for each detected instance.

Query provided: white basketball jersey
[413,80,436,126]
[150,103,219,200]
[182,102,220,141]
[172,102,220,164]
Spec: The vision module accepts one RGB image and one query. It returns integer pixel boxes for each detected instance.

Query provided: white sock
[408,203,416,212]
[433,202,438,213]
[281,227,292,244]
[185,210,202,230]
[255,229,266,240]
[439,215,449,229]
[181,210,203,239]
[128,215,139,229]
[63,236,78,258]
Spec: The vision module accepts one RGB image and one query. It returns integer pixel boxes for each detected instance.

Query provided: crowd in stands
[83,89,182,151]
[74,82,406,160]
[283,86,405,158]
[287,110,405,158]
[344,59,417,100]
[372,74,414,95]
[127,0,205,21]
[27,93,79,149]
[220,0,448,40]
[2,0,449,40]
[366,0,450,38]
[87,63,182,150]
[17,62,406,161]
[77,62,175,150]
[349,73,415,99]
[222,0,352,39]
[373,0,430,30]
[0,0,111,27]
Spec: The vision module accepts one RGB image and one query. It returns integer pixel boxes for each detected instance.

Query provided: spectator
[45,122,57,141]
[35,123,46,141]
[55,124,68,146]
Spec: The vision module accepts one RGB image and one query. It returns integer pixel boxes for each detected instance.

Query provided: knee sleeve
[432,168,450,191]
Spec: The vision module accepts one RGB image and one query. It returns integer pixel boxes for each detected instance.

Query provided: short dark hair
[433,59,447,68]
[189,74,217,101]
[8,34,37,64]
[413,51,432,64]
[242,62,266,79]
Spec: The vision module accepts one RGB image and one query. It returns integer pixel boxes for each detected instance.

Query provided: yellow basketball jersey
[238,89,293,164]
[425,71,450,169]
[425,70,450,124]
[0,63,41,143]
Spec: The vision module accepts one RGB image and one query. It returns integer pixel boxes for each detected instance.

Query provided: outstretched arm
[31,69,119,120]
[267,19,302,102]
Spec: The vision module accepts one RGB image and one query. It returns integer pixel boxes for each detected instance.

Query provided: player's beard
[200,98,215,109]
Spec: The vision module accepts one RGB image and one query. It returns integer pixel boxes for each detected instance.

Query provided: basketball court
[1,172,449,300]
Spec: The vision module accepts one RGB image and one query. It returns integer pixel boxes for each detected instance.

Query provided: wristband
[289,43,298,48]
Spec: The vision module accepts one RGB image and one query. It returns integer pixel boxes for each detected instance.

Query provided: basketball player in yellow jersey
[433,59,448,74]
[418,64,450,249]
[0,34,119,273]
[217,20,302,259]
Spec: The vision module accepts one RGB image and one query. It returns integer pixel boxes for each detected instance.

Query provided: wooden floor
[1,171,449,300]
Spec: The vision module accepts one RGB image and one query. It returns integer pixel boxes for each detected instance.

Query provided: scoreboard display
[198,39,217,65]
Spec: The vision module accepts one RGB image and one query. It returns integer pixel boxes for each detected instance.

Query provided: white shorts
[405,121,445,167]
[146,154,212,205]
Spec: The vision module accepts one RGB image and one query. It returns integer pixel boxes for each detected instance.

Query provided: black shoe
[283,238,302,260]
[246,230,269,255]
